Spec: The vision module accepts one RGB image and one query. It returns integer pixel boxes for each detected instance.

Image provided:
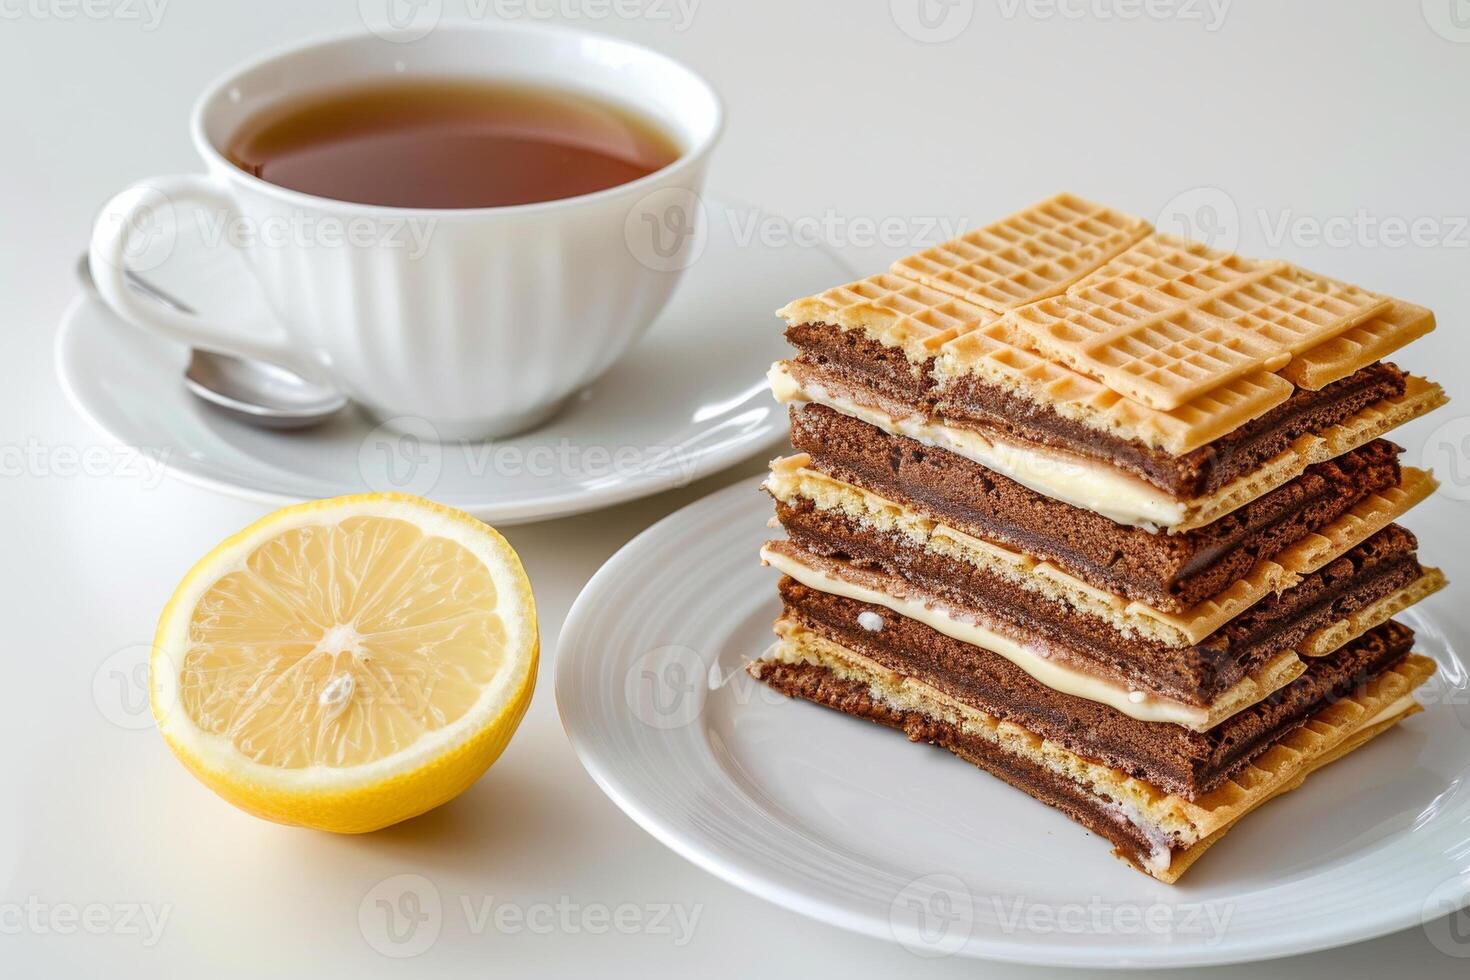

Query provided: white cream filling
[1360,692,1420,729]
[1101,797,1176,875]
[763,543,1211,727]
[769,362,1188,530]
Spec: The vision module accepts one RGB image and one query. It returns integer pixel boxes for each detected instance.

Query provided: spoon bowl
[76,255,347,429]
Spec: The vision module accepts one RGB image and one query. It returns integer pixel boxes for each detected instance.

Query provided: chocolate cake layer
[779,574,1415,800]
[940,362,1407,498]
[754,658,1173,873]
[785,320,935,404]
[790,402,1404,611]
[784,320,1407,497]
[775,495,1424,705]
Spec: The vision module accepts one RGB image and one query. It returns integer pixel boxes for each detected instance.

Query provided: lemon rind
[149,493,538,800]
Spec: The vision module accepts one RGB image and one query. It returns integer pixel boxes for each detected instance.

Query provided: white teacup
[89,24,722,440]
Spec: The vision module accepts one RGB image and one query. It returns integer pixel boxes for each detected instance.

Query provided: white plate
[556,474,1470,968]
[55,195,853,524]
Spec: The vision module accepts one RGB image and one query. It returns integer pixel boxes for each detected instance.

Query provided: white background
[3,0,1468,975]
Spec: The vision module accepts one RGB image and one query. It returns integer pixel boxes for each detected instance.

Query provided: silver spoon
[76,254,348,429]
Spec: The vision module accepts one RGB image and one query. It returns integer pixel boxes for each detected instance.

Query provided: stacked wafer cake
[749,193,1447,882]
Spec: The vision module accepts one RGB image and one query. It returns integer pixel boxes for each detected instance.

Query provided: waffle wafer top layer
[779,192,1440,457]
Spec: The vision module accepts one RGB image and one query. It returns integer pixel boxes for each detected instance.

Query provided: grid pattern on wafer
[1006,248,1393,410]
[936,309,1296,455]
[777,272,994,361]
[936,311,1441,461]
[1198,265,1392,355]
[1068,234,1278,301]
[890,193,1152,313]
[1282,299,1436,389]
[1006,294,1282,411]
[784,195,1440,454]
[1067,234,1255,292]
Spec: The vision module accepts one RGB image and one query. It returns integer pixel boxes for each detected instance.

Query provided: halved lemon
[150,493,537,833]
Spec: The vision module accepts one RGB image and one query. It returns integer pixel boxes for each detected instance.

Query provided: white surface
[557,475,1470,968]
[2,2,1468,977]
[58,192,846,521]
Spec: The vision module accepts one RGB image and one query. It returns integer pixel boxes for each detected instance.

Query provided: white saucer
[556,474,1470,968]
[56,195,854,524]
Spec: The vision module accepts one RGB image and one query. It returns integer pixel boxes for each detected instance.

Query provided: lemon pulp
[151,495,538,832]
[179,516,509,768]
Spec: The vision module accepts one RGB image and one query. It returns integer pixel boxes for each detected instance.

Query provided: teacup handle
[87,174,329,384]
